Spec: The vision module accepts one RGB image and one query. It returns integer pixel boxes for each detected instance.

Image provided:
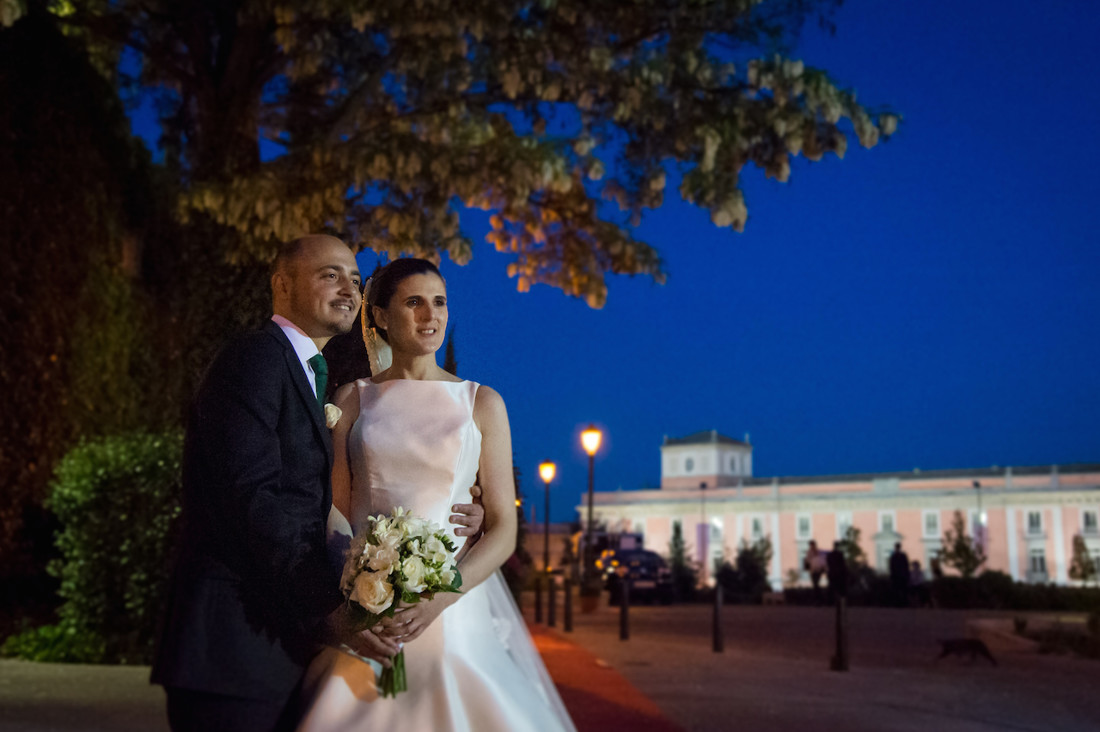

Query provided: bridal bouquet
[340,506,463,698]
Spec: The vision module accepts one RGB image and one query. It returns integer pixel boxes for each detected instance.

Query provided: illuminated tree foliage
[1069,534,1098,586]
[44,0,895,307]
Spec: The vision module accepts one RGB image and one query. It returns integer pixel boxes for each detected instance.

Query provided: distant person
[909,559,930,608]
[826,542,848,604]
[803,540,827,603]
[888,542,910,607]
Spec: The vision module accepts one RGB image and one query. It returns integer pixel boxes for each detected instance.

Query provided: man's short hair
[271,234,351,278]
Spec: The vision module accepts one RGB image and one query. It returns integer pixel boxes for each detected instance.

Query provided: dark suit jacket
[152,321,344,702]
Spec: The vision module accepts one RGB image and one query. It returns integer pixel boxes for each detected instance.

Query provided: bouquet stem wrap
[379,650,407,698]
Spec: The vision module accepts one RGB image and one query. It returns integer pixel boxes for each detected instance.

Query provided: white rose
[440,568,456,587]
[350,572,394,614]
[402,555,428,593]
[368,545,399,574]
[323,403,342,429]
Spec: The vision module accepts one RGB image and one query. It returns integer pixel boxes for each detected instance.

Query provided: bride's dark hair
[365,258,444,343]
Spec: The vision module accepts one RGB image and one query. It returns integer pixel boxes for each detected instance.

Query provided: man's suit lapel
[264,321,334,467]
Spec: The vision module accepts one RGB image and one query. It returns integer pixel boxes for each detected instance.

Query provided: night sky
[134,1,1100,522]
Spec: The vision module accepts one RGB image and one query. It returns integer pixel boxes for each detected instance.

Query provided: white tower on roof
[660,429,753,491]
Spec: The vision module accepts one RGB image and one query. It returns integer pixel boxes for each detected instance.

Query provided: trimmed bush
[2,431,183,664]
[929,572,1100,611]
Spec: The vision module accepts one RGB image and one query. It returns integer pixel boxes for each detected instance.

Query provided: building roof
[662,429,750,447]
[734,462,1100,486]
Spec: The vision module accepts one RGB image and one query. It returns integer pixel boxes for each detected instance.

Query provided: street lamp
[539,461,557,576]
[581,425,603,584]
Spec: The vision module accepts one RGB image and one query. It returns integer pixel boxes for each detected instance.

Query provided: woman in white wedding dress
[298,259,575,732]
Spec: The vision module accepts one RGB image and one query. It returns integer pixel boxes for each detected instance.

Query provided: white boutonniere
[324,403,342,429]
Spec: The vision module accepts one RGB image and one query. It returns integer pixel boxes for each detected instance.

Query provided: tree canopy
[31,0,895,307]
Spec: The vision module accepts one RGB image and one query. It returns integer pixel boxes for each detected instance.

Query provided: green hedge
[781,570,1100,612]
[931,572,1100,611]
[2,431,183,664]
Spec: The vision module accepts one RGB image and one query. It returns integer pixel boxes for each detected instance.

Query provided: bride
[297,258,575,732]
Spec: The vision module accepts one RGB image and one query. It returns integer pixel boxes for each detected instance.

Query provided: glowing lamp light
[581,425,603,456]
[539,461,557,484]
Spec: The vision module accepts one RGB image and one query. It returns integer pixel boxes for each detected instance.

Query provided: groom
[152,235,483,731]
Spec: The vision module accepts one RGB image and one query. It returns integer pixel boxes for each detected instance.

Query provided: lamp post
[698,481,708,585]
[581,425,603,584]
[539,461,557,576]
[973,480,984,549]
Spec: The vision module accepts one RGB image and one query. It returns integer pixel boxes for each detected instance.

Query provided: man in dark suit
[151,235,480,731]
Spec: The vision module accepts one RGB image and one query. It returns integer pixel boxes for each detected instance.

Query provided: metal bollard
[548,574,557,628]
[563,577,573,632]
[534,574,543,623]
[619,577,630,641]
[713,584,724,653]
[830,596,849,671]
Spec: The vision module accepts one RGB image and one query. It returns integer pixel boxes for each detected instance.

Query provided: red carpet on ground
[529,623,682,732]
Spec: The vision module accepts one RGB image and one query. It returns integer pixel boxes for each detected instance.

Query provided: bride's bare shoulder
[472,384,507,421]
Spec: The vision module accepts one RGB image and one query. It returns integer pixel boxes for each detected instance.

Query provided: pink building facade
[584,431,1100,589]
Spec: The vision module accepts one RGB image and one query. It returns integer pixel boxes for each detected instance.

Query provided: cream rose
[350,572,394,614]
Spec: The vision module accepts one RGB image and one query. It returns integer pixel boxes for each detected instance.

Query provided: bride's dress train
[298,379,575,732]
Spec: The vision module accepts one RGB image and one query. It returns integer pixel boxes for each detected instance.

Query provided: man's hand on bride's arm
[449,483,484,538]
[376,593,460,644]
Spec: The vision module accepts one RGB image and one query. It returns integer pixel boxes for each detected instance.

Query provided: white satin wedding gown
[298,379,575,732]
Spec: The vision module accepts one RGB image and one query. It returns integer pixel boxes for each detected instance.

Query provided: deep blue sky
[134,1,1100,522]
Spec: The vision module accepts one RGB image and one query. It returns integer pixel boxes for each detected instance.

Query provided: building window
[685,457,694,473]
[923,511,940,538]
[729,456,738,474]
[880,512,896,534]
[751,517,764,541]
[1083,510,1098,535]
[797,514,812,540]
[1027,511,1043,536]
[837,512,853,539]
[1028,548,1047,575]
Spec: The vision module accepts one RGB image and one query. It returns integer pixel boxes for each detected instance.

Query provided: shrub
[667,522,698,601]
[931,572,1100,611]
[3,431,183,664]
[0,618,105,664]
[716,537,774,604]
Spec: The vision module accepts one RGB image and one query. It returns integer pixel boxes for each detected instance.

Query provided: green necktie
[308,353,327,406]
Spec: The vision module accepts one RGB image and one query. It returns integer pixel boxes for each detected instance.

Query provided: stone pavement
[0,622,678,732]
[537,600,1100,732]
[2,601,1099,732]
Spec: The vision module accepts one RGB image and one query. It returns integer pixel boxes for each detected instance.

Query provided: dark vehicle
[598,549,674,605]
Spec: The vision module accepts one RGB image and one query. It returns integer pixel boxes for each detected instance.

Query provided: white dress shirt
[271,315,323,397]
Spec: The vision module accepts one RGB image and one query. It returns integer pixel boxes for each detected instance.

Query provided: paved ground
[1,599,1098,732]
[539,600,1100,732]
